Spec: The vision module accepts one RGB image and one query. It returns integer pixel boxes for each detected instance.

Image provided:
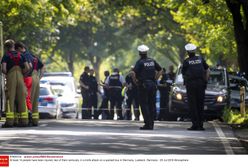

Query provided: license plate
[204,106,208,110]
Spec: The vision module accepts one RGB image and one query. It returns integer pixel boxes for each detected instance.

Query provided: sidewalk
[232,125,248,152]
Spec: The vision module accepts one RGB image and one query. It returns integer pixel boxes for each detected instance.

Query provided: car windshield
[175,67,226,86]
[208,69,225,86]
[41,77,75,93]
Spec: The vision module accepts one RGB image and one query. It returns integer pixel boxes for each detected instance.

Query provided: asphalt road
[0,119,247,154]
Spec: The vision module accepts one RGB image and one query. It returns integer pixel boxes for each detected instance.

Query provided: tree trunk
[67,51,74,76]
[226,0,248,77]
[90,55,101,81]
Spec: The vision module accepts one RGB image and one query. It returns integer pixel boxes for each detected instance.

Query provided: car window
[175,66,226,86]
[230,77,248,91]
[40,87,50,96]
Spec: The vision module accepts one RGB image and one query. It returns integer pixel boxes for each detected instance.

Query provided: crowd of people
[79,62,175,122]
[1,40,208,131]
[1,39,44,128]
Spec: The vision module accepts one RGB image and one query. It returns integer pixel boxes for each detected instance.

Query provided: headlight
[176,93,183,100]
[217,96,224,103]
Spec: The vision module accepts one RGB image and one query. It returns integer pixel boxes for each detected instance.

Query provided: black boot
[28,112,33,127]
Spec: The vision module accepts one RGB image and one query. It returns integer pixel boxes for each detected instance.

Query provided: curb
[231,125,248,152]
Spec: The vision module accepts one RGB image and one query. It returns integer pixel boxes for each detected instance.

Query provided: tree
[225,0,248,75]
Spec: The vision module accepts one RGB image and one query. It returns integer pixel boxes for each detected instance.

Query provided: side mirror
[75,94,81,98]
[58,93,63,97]
[76,89,81,94]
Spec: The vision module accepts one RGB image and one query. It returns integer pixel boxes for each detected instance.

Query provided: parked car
[39,84,61,118]
[168,66,230,121]
[229,74,248,109]
[52,85,80,118]
[40,72,81,118]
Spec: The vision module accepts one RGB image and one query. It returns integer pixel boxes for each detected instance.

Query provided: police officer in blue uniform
[88,68,99,119]
[125,66,140,120]
[182,43,209,131]
[157,68,169,121]
[79,66,91,119]
[132,45,162,130]
[98,70,110,119]
[105,68,125,120]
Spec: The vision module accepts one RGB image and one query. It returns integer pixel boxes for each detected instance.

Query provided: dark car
[229,74,248,109]
[168,66,230,121]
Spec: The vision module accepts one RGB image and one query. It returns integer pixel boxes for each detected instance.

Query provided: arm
[1,63,7,74]
[155,70,163,80]
[130,71,138,85]
[39,64,45,79]
[80,80,89,90]
[22,62,30,75]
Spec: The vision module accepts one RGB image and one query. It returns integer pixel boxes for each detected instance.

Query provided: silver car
[38,84,61,119]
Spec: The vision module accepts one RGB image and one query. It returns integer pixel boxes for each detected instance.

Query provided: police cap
[137,44,149,52]
[185,43,197,52]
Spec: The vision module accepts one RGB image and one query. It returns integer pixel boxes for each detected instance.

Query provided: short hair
[15,41,26,50]
[4,39,15,50]
[104,70,110,76]
[84,66,90,71]
[113,68,119,73]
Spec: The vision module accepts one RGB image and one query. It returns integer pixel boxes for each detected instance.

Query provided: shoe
[197,127,205,131]
[1,124,13,128]
[187,126,198,131]
[28,122,33,127]
[32,123,38,127]
[139,126,153,130]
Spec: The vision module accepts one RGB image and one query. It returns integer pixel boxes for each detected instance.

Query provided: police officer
[105,68,125,120]
[15,42,33,126]
[88,68,99,119]
[1,39,29,128]
[131,44,162,130]
[98,70,110,119]
[79,66,91,119]
[125,66,140,120]
[30,54,44,126]
[167,65,175,82]
[157,68,169,121]
[182,43,209,131]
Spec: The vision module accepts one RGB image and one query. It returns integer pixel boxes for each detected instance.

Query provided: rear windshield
[39,87,50,96]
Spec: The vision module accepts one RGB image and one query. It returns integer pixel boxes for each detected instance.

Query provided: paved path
[0,120,246,154]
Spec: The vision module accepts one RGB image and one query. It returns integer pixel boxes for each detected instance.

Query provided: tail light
[43,97,55,102]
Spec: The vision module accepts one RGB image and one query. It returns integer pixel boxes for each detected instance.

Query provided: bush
[223,107,248,125]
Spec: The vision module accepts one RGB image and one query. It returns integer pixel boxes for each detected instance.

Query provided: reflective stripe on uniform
[6,112,14,119]
[32,112,39,119]
[20,111,29,119]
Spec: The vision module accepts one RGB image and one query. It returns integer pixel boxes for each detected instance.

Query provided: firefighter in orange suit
[1,39,30,128]
[31,54,44,126]
[15,42,33,126]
